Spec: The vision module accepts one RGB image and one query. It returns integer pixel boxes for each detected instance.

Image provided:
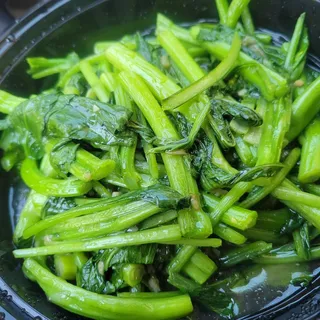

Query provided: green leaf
[4,94,133,160]
[49,139,79,176]
[41,197,77,219]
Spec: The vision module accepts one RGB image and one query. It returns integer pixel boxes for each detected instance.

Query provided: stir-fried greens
[1,0,320,319]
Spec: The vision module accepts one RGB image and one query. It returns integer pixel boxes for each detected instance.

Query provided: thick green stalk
[226,0,251,28]
[48,203,161,241]
[303,184,320,196]
[162,238,222,247]
[79,60,110,102]
[212,223,247,245]
[162,33,241,110]
[209,182,252,227]
[240,148,301,209]
[203,41,288,100]
[23,258,193,320]
[167,246,198,274]
[203,193,257,230]
[298,117,320,183]
[284,13,306,71]
[241,7,255,34]
[234,135,256,167]
[54,254,77,280]
[0,90,26,114]
[117,292,181,298]
[286,76,320,142]
[255,208,291,232]
[220,241,272,267]
[215,0,229,24]
[21,159,92,197]
[272,186,320,209]
[140,210,178,230]
[14,225,182,257]
[92,181,111,198]
[293,222,310,260]
[241,228,289,244]
[273,179,320,230]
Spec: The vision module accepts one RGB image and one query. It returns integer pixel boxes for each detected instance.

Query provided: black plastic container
[0,0,320,319]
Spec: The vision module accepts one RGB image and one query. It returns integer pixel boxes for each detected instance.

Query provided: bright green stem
[162,238,222,247]
[210,182,252,227]
[220,241,272,267]
[273,179,320,230]
[272,186,320,209]
[79,60,110,102]
[293,222,310,260]
[54,254,77,280]
[49,203,161,241]
[167,245,198,274]
[182,250,217,284]
[23,258,193,320]
[118,71,199,198]
[212,223,247,245]
[140,210,178,230]
[234,135,256,167]
[22,190,141,238]
[106,43,180,100]
[298,117,320,183]
[256,97,291,165]
[241,6,255,35]
[226,0,251,29]
[21,159,92,197]
[0,90,26,114]
[215,0,229,24]
[14,225,182,258]
[158,30,204,82]
[100,72,116,91]
[240,148,301,209]
[92,181,111,198]
[177,208,213,239]
[203,194,257,230]
[156,13,199,45]
[286,76,320,142]
[284,13,306,71]
[117,292,181,298]
[121,264,145,287]
[162,33,241,110]
[47,200,149,234]
[203,41,288,101]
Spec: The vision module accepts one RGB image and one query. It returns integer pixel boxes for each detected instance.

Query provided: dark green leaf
[41,197,77,219]
[135,33,153,63]
[49,139,79,176]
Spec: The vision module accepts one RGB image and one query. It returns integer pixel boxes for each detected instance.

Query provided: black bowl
[0,0,320,319]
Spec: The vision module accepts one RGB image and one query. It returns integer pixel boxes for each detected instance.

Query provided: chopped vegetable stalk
[255,208,291,232]
[241,228,289,245]
[241,148,301,208]
[286,76,320,142]
[212,223,247,245]
[256,97,291,165]
[272,186,320,209]
[303,183,320,196]
[203,194,257,230]
[273,179,320,230]
[0,90,26,114]
[202,41,288,100]
[209,182,252,226]
[241,7,255,35]
[140,210,178,230]
[293,222,310,260]
[23,258,193,320]
[21,158,92,197]
[284,13,306,71]
[121,264,145,287]
[298,117,320,183]
[162,33,241,110]
[220,241,272,267]
[226,0,251,29]
[54,254,77,280]
[14,225,182,257]
[215,0,229,24]
[79,60,110,102]
[162,238,222,247]
[167,246,198,274]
